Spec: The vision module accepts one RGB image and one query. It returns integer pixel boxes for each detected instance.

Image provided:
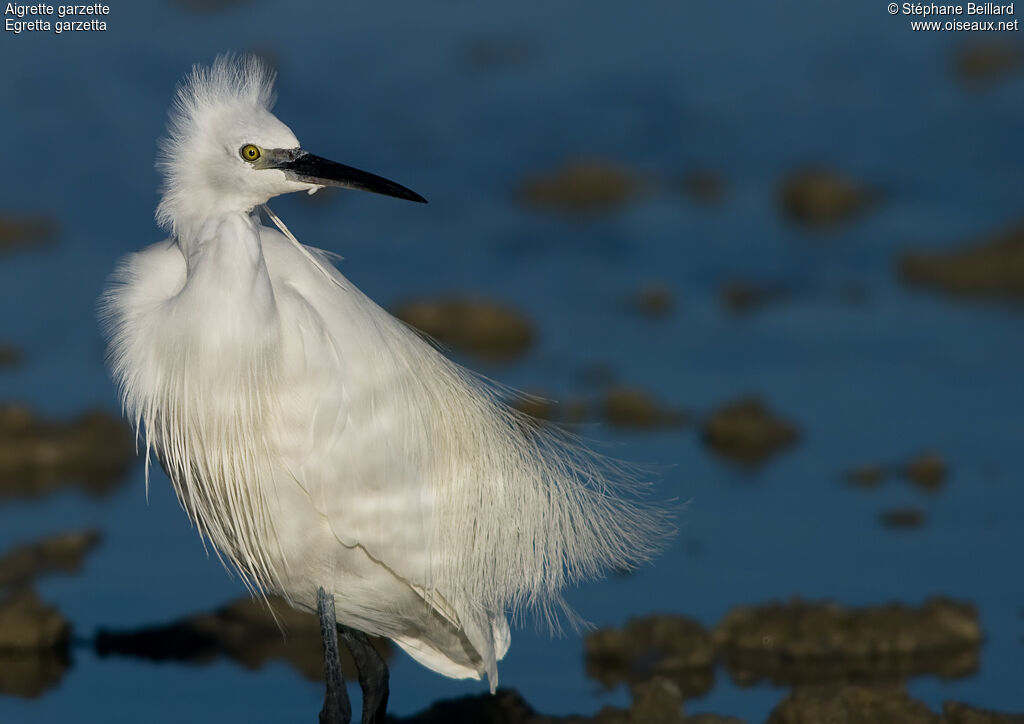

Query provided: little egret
[100,55,668,724]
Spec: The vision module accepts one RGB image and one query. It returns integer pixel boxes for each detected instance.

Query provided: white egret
[100,55,669,724]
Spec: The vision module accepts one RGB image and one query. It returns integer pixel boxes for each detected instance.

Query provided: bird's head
[156,55,425,238]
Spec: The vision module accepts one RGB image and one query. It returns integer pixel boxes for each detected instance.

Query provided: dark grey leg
[338,625,389,724]
[317,587,351,724]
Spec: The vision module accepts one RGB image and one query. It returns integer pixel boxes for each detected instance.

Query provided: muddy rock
[904,452,947,491]
[95,595,390,682]
[0,214,56,254]
[0,589,70,652]
[626,283,675,319]
[779,168,874,227]
[393,297,534,363]
[880,508,927,530]
[0,589,71,697]
[702,397,798,465]
[0,647,69,699]
[843,464,886,488]
[602,387,686,429]
[766,684,942,724]
[625,677,685,724]
[0,345,22,369]
[0,529,102,590]
[519,159,642,213]
[844,453,946,493]
[680,169,726,205]
[0,405,136,500]
[585,614,715,697]
[943,701,1024,724]
[714,597,981,687]
[719,281,788,314]
[898,222,1024,298]
[954,41,1024,82]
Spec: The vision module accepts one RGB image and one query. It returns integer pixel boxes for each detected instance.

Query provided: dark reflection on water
[94,596,390,683]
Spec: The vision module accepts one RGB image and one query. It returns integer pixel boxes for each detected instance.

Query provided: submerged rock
[0,214,56,255]
[954,41,1024,83]
[625,283,676,320]
[843,464,886,488]
[95,595,391,682]
[715,597,980,687]
[719,281,789,314]
[0,405,135,500]
[898,222,1024,298]
[879,508,927,530]
[843,452,947,494]
[623,677,686,724]
[0,529,102,589]
[584,615,715,698]
[602,387,686,430]
[393,297,534,363]
[766,684,941,724]
[702,397,798,465]
[779,168,874,227]
[904,453,947,492]
[519,159,642,213]
[680,169,726,205]
[0,345,22,369]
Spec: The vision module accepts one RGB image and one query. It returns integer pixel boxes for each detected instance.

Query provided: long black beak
[267,149,427,203]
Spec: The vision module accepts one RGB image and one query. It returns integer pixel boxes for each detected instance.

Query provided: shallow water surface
[1,2,1023,722]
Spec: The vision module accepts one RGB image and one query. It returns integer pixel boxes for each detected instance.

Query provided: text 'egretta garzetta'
[100,55,668,724]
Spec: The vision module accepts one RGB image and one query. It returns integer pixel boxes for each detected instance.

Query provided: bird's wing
[259,227,440,593]
[260,226,512,679]
[259,222,666,691]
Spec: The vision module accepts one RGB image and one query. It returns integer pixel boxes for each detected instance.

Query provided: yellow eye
[239,144,261,162]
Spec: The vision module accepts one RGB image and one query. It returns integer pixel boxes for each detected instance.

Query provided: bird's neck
[178,210,259,268]
[175,211,279,336]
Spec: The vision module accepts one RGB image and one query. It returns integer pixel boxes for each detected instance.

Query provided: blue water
[2,2,1023,722]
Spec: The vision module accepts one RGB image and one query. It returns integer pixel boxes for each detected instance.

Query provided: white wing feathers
[103,219,668,691]
[259,224,667,682]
